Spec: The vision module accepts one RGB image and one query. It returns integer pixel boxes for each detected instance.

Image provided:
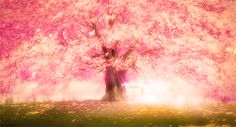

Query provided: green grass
[0,101,235,127]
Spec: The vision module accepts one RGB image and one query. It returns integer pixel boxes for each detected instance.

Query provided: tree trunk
[102,66,125,101]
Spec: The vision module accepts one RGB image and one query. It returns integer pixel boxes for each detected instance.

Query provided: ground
[1,101,235,127]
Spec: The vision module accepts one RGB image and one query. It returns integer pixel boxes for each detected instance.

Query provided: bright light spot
[126,76,204,106]
[174,95,186,106]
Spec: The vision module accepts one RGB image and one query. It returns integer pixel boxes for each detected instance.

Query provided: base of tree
[102,86,125,101]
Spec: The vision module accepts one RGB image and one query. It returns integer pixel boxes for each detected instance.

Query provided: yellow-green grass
[0,101,235,127]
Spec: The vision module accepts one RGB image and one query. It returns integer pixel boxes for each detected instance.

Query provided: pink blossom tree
[0,0,236,103]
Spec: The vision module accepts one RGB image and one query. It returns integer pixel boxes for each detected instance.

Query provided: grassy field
[0,101,235,127]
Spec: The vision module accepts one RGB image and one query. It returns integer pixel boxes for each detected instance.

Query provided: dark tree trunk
[101,45,128,101]
[102,66,125,101]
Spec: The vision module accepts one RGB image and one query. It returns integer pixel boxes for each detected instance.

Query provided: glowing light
[126,77,204,105]
[174,95,186,106]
